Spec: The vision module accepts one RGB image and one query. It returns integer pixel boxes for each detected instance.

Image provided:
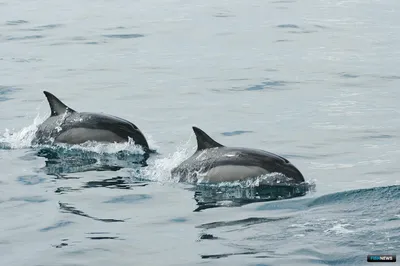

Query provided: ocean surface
[1,0,399,265]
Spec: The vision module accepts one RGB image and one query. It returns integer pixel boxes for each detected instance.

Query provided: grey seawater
[1,0,400,265]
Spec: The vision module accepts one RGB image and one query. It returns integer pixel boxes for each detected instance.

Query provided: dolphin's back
[223,147,289,165]
[75,112,141,136]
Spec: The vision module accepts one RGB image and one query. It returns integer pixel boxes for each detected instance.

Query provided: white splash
[146,134,160,152]
[0,113,46,149]
[54,110,70,133]
[138,134,195,183]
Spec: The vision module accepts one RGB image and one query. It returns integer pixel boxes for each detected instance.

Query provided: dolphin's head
[285,163,305,183]
[272,159,305,183]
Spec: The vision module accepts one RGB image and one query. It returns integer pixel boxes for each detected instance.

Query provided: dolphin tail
[43,91,76,116]
[192,126,224,151]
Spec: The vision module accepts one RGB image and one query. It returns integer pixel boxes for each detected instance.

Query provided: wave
[307,185,400,207]
[256,184,400,213]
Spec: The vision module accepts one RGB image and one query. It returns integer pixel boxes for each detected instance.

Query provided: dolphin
[32,91,150,152]
[171,126,305,184]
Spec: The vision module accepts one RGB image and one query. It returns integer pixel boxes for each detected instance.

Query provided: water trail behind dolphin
[0,113,46,149]
[136,134,196,183]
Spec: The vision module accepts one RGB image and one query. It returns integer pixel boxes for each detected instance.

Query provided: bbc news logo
[367,255,396,263]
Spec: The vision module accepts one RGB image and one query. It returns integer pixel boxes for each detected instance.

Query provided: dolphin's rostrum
[171,126,305,183]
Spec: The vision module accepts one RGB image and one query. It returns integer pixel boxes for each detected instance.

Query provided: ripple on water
[6,35,44,41]
[271,0,296,3]
[314,24,329,29]
[170,217,187,223]
[0,86,22,102]
[196,217,290,229]
[200,251,258,259]
[5,20,29,26]
[102,194,151,204]
[221,130,254,136]
[276,24,318,34]
[380,75,400,80]
[9,196,48,203]
[104,26,127,30]
[229,80,289,92]
[9,57,42,63]
[86,232,122,240]
[59,202,125,223]
[102,34,145,39]
[287,30,317,34]
[339,72,359,79]
[21,24,63,31]
[213,76,285,92]
[359,134,395,140]
[364,170,397,176]
[213,13,235,18]
[17,175,46,185]
[55,186,81,194]
[276,24,300,29]
[71,36,86,41]
[82,176,148,190]
[50,36,107,46]
[40,220,74,232]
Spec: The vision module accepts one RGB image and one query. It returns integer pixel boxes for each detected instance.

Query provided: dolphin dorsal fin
[192,126,224,151]
[43,91,76,116]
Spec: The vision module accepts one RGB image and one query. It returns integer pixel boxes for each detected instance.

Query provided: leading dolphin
[171,127,305,183]
[32,91,150,152]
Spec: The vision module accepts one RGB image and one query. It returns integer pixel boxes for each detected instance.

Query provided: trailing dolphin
[171,126,305,184]
[32,91,150,152]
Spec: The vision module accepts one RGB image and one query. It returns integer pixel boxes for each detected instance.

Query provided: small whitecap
[324,223,354,234]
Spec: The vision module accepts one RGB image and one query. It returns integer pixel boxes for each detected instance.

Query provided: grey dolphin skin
[32,91,150,152]
[171,127,305,183]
